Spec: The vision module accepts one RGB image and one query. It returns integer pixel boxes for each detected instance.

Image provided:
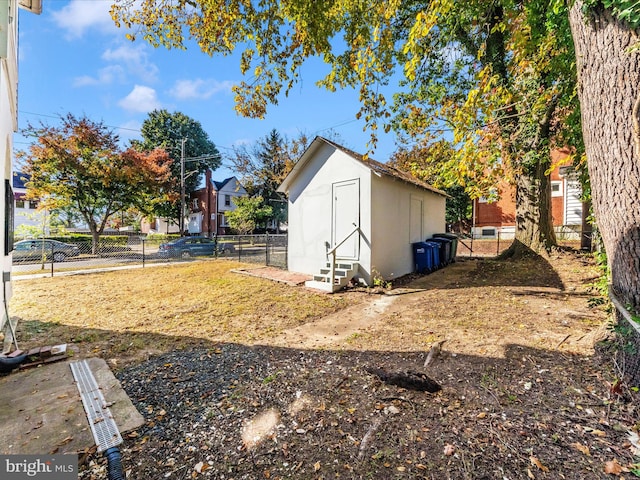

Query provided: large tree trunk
[511,162,557,255]
[501,150,557,258]
[569,1,640,309]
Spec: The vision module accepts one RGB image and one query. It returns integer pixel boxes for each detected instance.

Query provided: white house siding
[1,0,20,316]
[287,143,372,278]
[564,179,582,226]
[2,0,41,351]
[216,178,247,226]
[369,174,446,282]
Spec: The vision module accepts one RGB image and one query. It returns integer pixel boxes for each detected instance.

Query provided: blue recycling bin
[433,233,459,262]
[412,242,433,273]
[428,237,453,266]
[423,241,441,270]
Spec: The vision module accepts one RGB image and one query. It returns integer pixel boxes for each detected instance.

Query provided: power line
[19,110,142,133]
[16,109,239,152]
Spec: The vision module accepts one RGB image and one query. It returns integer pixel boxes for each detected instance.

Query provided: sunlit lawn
[9,261,358,365]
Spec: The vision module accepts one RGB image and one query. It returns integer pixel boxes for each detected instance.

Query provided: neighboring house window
[192,198,199,210]
[225,194,231,206]
[29,200,39,209]
[482,228,496,237]
[551,181,563,197]
[220,213,229,227]
[15,200,24,208]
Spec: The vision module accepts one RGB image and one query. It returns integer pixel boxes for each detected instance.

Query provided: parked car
[13,239,81,263]
[158,236,235,258]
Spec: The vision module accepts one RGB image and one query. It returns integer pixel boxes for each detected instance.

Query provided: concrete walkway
[0,357,144,455]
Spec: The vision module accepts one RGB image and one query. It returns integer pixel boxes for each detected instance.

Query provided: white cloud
[168,79,234,100]
[118,85,161,113]
[232,138,253,147]
[73,65,125,87]
[51,0,117,39]
[102,44,159,83]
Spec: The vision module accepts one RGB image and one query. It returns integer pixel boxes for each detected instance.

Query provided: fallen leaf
[628,431,640,455]
[604,459,623,475]
[444,444,455,456]
[571,442,591,456]
[397,466,406,472]
[527,468,535,479]
[314,461,321,472]
[590,429,606,437]
[530,456,549,472]
[56,436,73,446]
[477,412,487,419]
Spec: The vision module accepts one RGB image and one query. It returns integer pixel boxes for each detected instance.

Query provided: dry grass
[9,261,358,365]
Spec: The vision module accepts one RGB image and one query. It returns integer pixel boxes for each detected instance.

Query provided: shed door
[332,179,360,260]
[409,196,423,243]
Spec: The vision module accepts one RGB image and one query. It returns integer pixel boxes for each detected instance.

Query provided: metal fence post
[265,232,270,266]
[496,230,500,256]
[50,243,54,277]
[142,238,145,268]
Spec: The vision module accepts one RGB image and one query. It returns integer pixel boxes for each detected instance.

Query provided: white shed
[277,137,447,292]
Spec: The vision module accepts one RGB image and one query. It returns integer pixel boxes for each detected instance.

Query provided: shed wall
[369,174,446,282]
[287,144,372,277]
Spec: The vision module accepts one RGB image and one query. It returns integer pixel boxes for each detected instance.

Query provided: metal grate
[70,360,123,452]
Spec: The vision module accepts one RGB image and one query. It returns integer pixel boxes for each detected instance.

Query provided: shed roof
[278,136,447,197]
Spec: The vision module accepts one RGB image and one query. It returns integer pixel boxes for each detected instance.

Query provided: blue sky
[15,0,401,181]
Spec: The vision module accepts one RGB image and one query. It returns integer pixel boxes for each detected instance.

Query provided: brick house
[472,148,585,240]
[186,170,247,236]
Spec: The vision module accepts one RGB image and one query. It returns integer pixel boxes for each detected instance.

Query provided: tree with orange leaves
[18,114,174,252]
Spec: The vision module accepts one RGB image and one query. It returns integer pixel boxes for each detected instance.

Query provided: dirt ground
[64,249,640,480]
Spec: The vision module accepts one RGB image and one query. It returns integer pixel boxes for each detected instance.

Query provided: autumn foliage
[18,114,174,250]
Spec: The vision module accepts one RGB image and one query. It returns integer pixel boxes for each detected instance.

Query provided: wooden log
[365,367,441,393]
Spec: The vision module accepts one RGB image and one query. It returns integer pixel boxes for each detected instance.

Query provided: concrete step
[305,280,334,292]
[319,268,350,277]
[309,261,359,293]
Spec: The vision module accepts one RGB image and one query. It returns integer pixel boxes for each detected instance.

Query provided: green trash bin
[433,233,459,262]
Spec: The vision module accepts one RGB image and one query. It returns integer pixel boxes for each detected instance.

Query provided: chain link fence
[455,225,592,258]
[12,234,288,277]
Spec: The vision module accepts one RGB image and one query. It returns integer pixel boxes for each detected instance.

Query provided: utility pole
[180,137,187,236]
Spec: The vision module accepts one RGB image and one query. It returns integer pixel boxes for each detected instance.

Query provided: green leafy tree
[225,196,273,235]
[134,109,221,229]
[230,129,309,231]
[19,114,173,252]
[395,2,581,255]
[389,138,472,232]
